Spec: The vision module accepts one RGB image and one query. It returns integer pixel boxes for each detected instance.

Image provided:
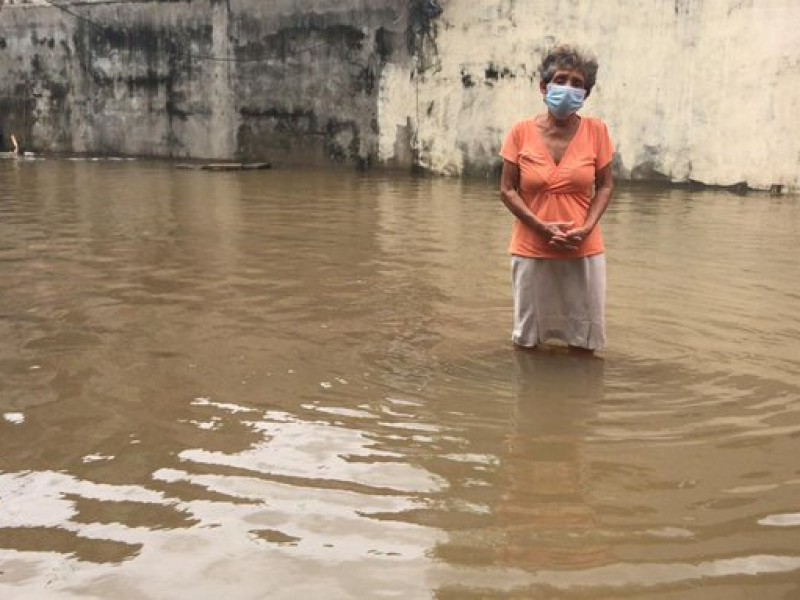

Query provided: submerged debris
[175,162,272,171]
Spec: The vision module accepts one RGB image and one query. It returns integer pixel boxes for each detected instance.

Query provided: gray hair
[539,44,599,96]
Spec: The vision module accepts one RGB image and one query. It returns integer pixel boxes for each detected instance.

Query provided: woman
[499,44,614,353]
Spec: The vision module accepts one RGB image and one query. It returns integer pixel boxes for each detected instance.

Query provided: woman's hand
[540,221,580,251]
[562,225,591,247]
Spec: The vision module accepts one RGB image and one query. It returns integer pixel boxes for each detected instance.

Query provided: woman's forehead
[552,68,586,80]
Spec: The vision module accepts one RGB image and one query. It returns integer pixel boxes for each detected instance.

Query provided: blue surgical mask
[544,83,586,119]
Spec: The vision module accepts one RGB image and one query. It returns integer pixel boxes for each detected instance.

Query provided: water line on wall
[40,0,437,64]
[40,0,334,62]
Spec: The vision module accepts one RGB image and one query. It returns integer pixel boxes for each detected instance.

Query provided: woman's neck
[537,112,580,131]
[544,112,579,128]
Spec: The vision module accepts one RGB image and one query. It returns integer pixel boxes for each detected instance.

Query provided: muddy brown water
[1,159,799,599]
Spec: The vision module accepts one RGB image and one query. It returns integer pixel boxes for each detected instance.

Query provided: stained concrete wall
[0,0,409,165]
[378,0,800,191]
[0,0,798,190]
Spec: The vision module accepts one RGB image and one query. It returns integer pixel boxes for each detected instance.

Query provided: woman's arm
[499,159,575,247]
[565,163,613,243]
[585,163,614,231]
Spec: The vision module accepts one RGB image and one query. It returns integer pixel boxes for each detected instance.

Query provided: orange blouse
[500,116,613,259]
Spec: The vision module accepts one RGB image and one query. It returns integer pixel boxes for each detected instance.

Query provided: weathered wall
[1,0,798,190]
[378,0,800,190]
[0,0,409,165]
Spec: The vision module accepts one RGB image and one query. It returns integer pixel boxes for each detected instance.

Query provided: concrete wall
[1,0,798,190]
[0,0,409,166]
[379,0,800,191]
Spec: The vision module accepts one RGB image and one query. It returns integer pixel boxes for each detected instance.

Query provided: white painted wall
[377,0,800,190]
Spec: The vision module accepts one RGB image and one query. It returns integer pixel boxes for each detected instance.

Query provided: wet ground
[1,160,799,599]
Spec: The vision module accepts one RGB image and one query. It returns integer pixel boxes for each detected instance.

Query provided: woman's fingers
[548,234,578,251]
[563,227,587,243]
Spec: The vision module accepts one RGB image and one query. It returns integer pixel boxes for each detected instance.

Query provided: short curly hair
[539,44,599,97]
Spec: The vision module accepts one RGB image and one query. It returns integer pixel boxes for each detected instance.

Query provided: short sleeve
[499,122,521,164]
[595,120,614,170]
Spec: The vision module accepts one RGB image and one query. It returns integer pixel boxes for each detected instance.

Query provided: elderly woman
[499,44,614,354]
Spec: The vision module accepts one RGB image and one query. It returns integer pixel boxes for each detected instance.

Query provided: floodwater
[1,159,799,600]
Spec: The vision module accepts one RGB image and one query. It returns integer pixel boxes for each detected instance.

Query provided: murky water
[1,159,799,599]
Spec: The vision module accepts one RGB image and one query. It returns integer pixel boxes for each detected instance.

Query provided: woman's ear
[539,80,548,94]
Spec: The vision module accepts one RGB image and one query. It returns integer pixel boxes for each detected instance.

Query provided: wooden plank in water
[175,162,272,171]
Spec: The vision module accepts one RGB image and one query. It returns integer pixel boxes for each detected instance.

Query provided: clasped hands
[539,221,588,252]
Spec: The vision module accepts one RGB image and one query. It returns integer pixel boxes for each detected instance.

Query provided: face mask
[544,83,586,119]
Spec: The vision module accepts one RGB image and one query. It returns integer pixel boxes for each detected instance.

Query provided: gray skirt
[511,254,606,351]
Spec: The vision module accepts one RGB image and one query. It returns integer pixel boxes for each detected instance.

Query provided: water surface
[1,160,799,599]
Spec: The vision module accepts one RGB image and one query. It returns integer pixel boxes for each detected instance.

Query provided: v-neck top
[500,116,613,259]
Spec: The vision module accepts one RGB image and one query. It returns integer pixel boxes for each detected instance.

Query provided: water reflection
[497,353,608,570]
[427,353,610,598]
